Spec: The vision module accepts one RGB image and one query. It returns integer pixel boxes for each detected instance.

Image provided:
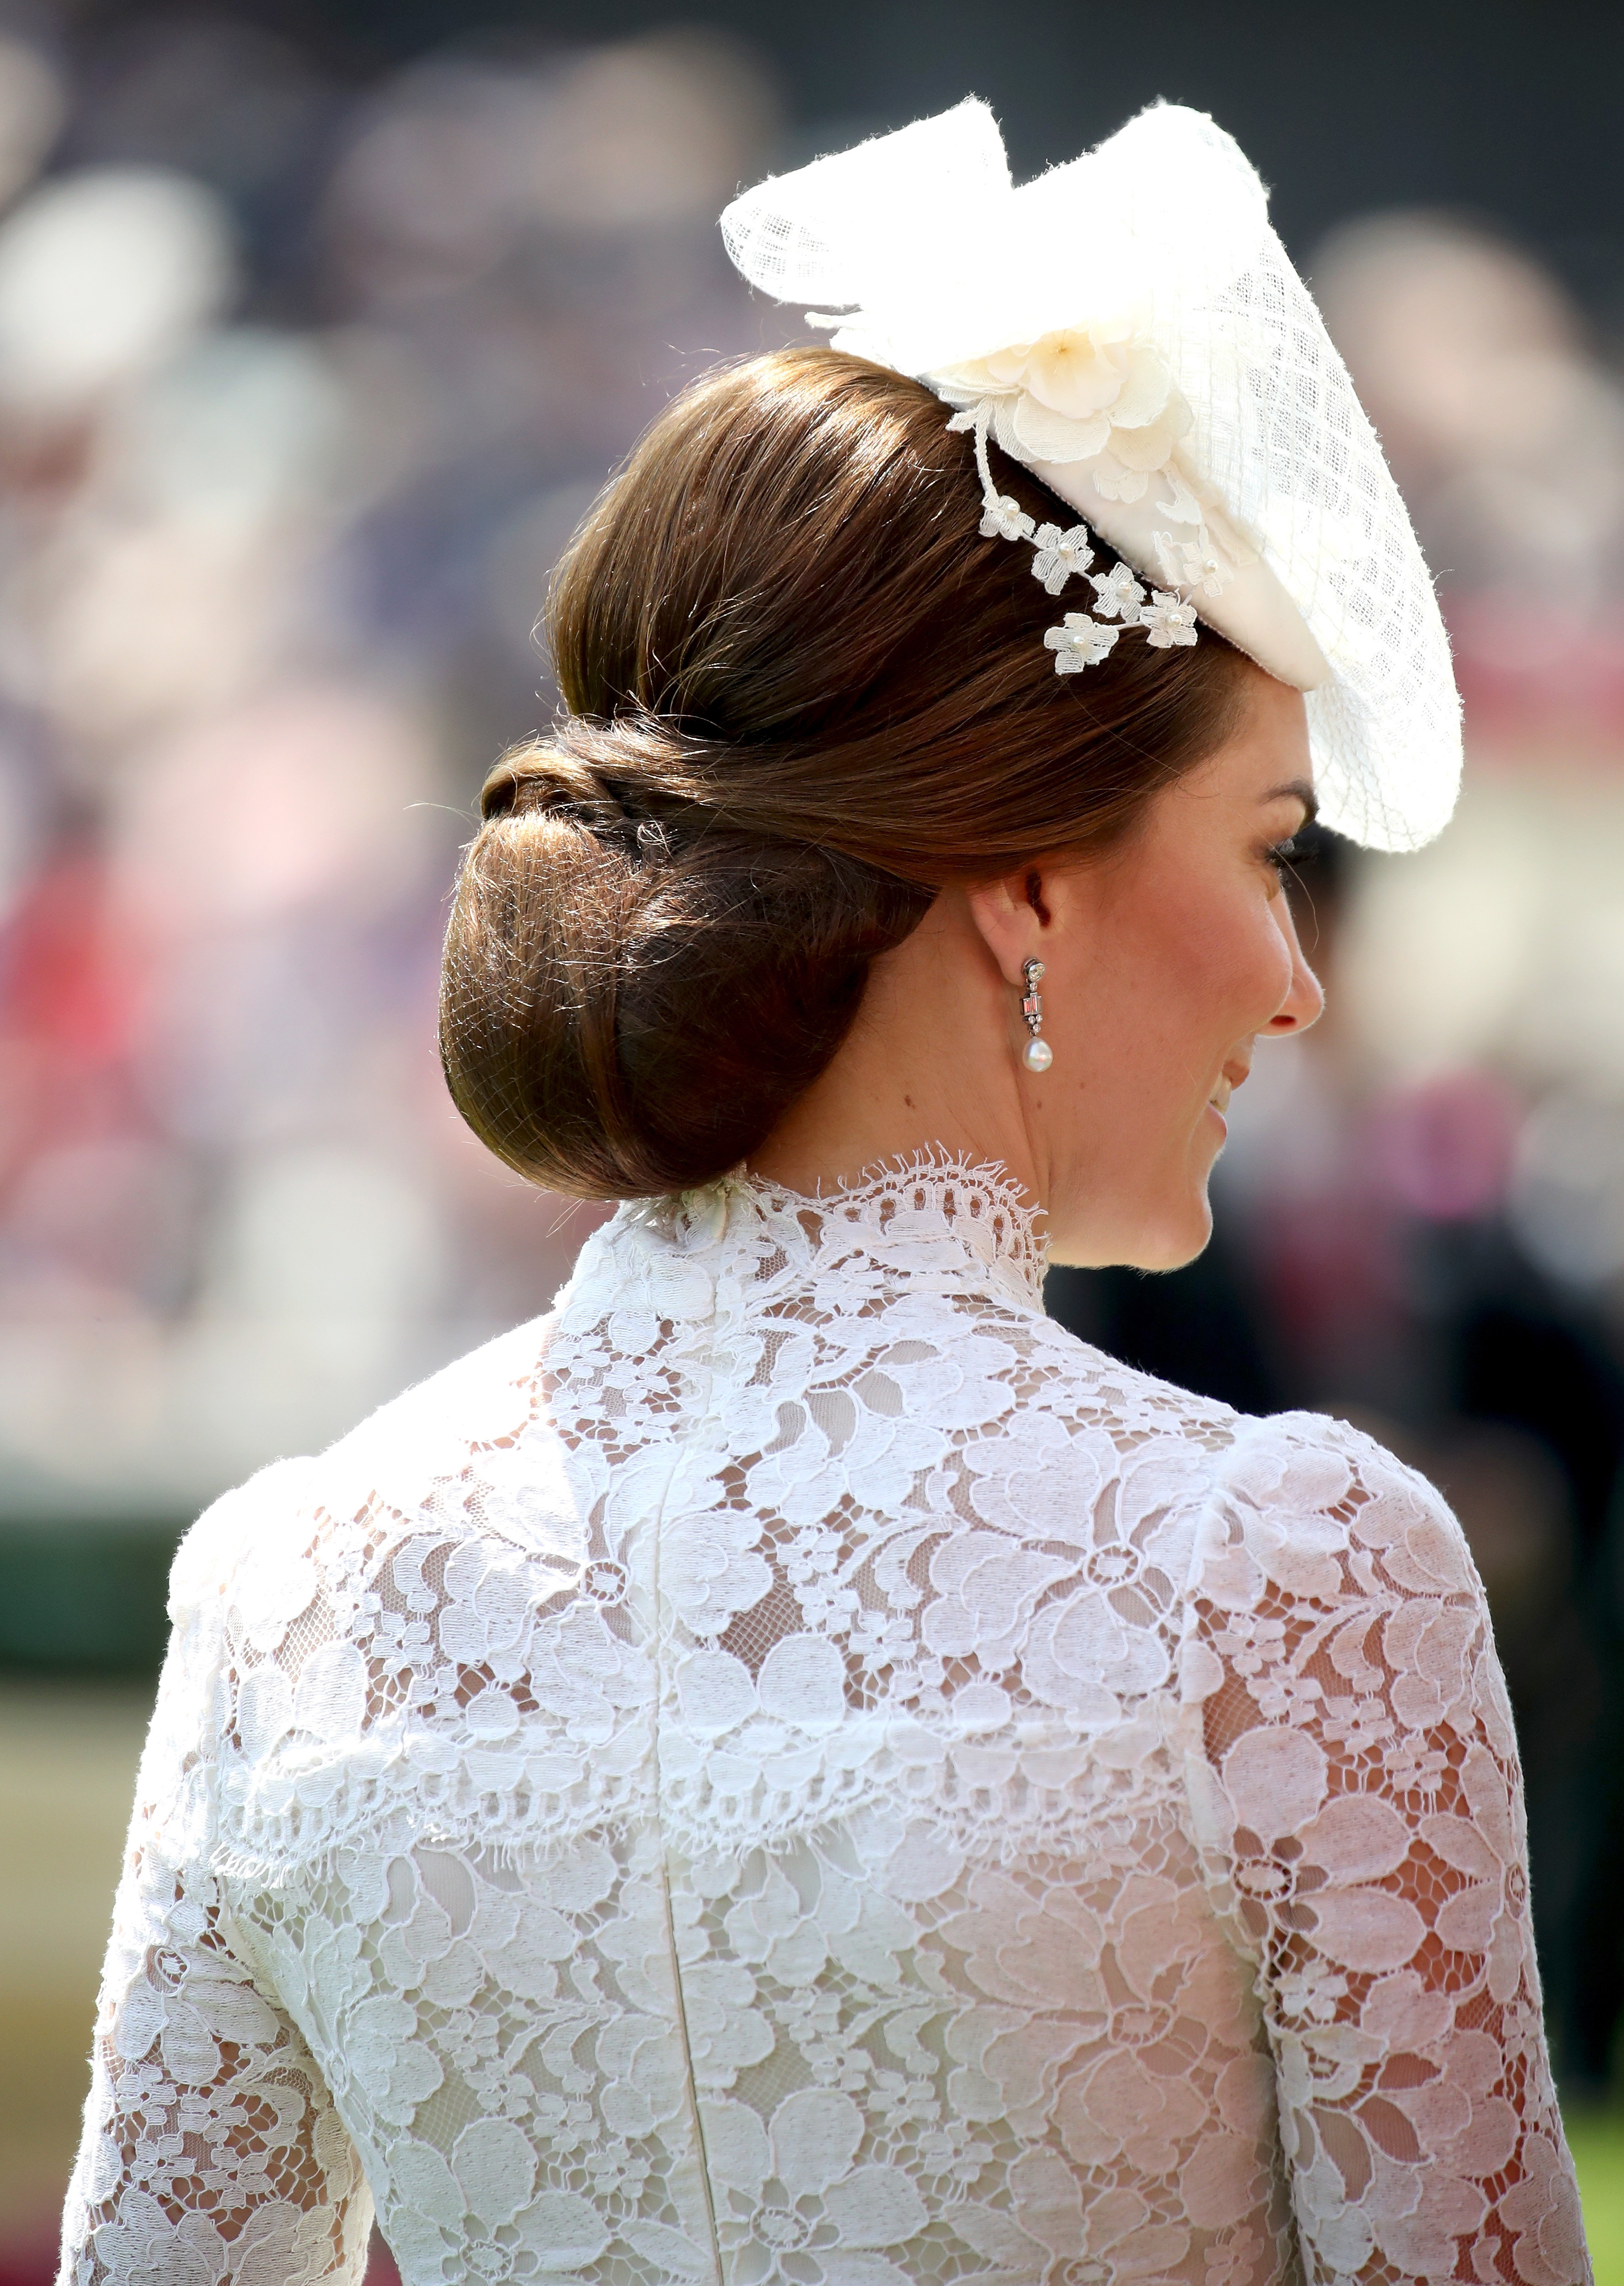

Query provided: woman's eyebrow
[1264,777,1318,822]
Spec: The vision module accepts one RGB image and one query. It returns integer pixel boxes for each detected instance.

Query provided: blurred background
[2,0,1624,2273]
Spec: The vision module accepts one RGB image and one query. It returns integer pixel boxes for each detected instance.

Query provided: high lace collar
[632,1154,1049,1307]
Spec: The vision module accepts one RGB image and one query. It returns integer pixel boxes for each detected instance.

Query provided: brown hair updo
[440,346,1252,1200]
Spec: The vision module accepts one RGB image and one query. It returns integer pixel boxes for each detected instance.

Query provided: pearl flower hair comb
[720,99,1463,854]
[950,395,1199,671]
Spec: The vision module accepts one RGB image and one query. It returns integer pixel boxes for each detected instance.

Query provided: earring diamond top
[1019,957,1049,1070]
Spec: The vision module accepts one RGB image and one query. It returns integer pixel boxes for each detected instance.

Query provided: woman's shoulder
[169,1311,562,1627]
[1036,1308,1448,1497]
[1187,1401,1483,1629]
[1024,1319,1473,1595]
[1021,1309,1243,1489]
[1209,1404,1465,1543]
[158,1304,664,1877]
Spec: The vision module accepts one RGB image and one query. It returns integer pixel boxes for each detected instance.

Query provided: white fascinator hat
[721,100,1461,854]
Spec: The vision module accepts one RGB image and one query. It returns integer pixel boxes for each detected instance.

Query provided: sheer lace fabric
[60,1164,1590,2286]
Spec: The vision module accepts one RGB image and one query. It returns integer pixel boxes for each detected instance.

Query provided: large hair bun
[443,719,928,1198]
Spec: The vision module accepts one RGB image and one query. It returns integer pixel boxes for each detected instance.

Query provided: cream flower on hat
[721,98,1463,853]
[937,319,1191,486]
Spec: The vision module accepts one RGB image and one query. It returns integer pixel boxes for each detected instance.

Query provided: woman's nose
[1266,898,1325,1034]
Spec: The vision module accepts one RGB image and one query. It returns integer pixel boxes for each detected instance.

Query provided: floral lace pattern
[60,1163,1590,2286]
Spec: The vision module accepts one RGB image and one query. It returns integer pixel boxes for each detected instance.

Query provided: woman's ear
[966,868,1050,989]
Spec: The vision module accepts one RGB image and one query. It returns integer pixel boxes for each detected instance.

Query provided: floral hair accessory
[1142,592,1200,649]
[1043,613,1120,673]
[1031,522,1093,595]
[720,99,1463,853]
[949,398,1164,668]
[1088,562,1147,622]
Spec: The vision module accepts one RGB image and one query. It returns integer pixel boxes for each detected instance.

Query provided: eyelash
[1266,837,1298,880]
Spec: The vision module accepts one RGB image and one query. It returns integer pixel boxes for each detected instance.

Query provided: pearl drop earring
[1020,958,1052,1072]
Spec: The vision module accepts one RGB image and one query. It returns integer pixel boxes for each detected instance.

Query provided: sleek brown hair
[440,346,1252,1199]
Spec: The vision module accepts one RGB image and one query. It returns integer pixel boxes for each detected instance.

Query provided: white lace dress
[59,1164,1591,2286]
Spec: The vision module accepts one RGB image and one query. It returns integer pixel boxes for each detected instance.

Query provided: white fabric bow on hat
[721,99,1461,854]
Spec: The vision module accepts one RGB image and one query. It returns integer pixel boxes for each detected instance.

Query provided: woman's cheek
[1201,893,1294,1035]
[1158,893,1268,1042]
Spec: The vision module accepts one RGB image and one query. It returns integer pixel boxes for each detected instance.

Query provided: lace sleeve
[58,1485,372,2286]
[1183,1415,1592,2286]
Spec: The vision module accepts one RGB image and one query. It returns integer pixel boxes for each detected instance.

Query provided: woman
[63,104,1589,2286]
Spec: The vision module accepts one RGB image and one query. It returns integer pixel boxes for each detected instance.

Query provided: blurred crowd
[0,12,785,1526]
[0,16,1622,2254]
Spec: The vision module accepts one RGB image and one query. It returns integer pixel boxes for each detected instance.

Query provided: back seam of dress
[649,1216,728,2286]
[657,1858,727,2286]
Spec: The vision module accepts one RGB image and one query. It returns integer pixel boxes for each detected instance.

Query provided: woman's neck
[745,891,1045,1208]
